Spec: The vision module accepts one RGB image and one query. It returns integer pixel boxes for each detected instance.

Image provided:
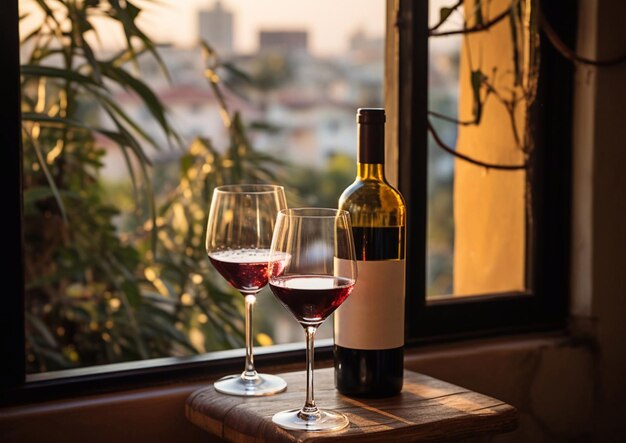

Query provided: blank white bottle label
[334,259,405,350]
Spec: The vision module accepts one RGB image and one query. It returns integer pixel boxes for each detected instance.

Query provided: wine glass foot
[272,408,349,432]
[213,373,287,397]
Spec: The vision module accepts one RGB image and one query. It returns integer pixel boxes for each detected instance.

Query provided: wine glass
[268,208,357,431]
[206,184,288,396]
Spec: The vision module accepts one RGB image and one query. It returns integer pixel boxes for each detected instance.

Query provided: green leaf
[474,0,484,27]
[69,2,103,84]
[470,69,486,124]
[21,64,107,90]
[222,62,253,84]
[180,153,195,178]
[24,186,56,206]
[37,347,74,369]
[249,120,281,134]
[20,27,44,46]
[123,0,142,20]
[142,292,179,307]
[26,313,59,348]
[34,0,62,29]
[106,127,152,169]
[439,7,455,24]
[22,113,151,166]
[23,113,155,236]
[99,62,178,147]
[108,0,140,66]
[65,305,93,323]
[117,143,139,195]
[122,280,141,308]
[21,128,68,223]
[108,0,171,82]
[142,313,196,353]
[91,87,161,151]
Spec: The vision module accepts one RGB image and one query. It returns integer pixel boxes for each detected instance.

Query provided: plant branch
[540,9,626,67]
[428,80,495,126]
[429,110,478,126]
[430,6,509,37]
[428,119,527,170]
[429,0,464,33]
[200,42,232,128]
[481,79,523,149]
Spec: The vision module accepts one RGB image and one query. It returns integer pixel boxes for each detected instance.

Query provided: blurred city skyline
[18,0,463,365]
[19,0,385,56]
[20,0,462,56]
[136,0,462,55]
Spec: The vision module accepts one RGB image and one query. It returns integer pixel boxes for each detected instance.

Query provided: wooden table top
[185,368,518,442]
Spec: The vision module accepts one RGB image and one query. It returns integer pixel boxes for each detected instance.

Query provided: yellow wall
[453,0,528,295]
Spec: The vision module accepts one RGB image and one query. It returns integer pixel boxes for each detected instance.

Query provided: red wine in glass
[209,249,270,292]
[267,208,357,431]
[209,249,290,293]
[205,184,288,397]
[269,275,354,325]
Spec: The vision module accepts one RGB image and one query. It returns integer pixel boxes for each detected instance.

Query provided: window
[398,0,571,340]
[1,0,572,399]
[17,0,385,376]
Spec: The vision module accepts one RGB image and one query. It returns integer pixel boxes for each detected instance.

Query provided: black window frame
[1,0,573,404]
[400,0,572,343]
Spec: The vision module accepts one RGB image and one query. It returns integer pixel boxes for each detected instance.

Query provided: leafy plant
[20,0,280,372]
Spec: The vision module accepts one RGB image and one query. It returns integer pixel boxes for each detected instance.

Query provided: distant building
[198,1,234,55]
[348,28,384,63]
[349,29,382,52]
[259,31,308,55]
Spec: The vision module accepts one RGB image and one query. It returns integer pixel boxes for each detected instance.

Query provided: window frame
[1,0,573,404]
[1,0,25,393]
[398,0,573,343]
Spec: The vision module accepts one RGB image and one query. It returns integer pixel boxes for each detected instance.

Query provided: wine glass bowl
[208,249,273,293]
[205,184,288,396]
[268,208,357,431]
[269,274,354,326]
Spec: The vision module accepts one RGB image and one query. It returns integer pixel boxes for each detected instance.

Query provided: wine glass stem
[300,325,319,418]
[242,293,259,382]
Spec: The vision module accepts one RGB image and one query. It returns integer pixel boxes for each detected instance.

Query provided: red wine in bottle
[334,108,406,397]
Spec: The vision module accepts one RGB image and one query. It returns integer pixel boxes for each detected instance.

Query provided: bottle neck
[357,121,385,181]
[357,163,385,181]
[357,122,384,164]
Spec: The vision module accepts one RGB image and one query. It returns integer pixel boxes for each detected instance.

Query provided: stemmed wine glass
[268,208,357,431]
[206,184,288,396]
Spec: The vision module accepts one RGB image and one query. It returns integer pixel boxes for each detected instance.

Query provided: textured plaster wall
[581,0,626,439]
[406,336,596,442]
[414,0,626,440]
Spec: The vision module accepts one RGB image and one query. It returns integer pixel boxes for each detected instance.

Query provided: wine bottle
[334,108,406,397]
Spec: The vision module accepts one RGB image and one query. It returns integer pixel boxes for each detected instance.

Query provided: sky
[112,0,387,56]
[134,0,461,55]
[20,0,462,56]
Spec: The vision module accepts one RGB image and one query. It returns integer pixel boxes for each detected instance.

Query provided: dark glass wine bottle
[334,108,406,397]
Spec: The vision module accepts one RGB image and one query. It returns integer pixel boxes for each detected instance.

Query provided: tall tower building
[198,1,234,56]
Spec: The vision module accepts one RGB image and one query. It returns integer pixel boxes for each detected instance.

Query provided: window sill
[0,331,590,443]
[4,339,334,406]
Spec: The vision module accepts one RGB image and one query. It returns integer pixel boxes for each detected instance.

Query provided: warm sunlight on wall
[453,0,528,295]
